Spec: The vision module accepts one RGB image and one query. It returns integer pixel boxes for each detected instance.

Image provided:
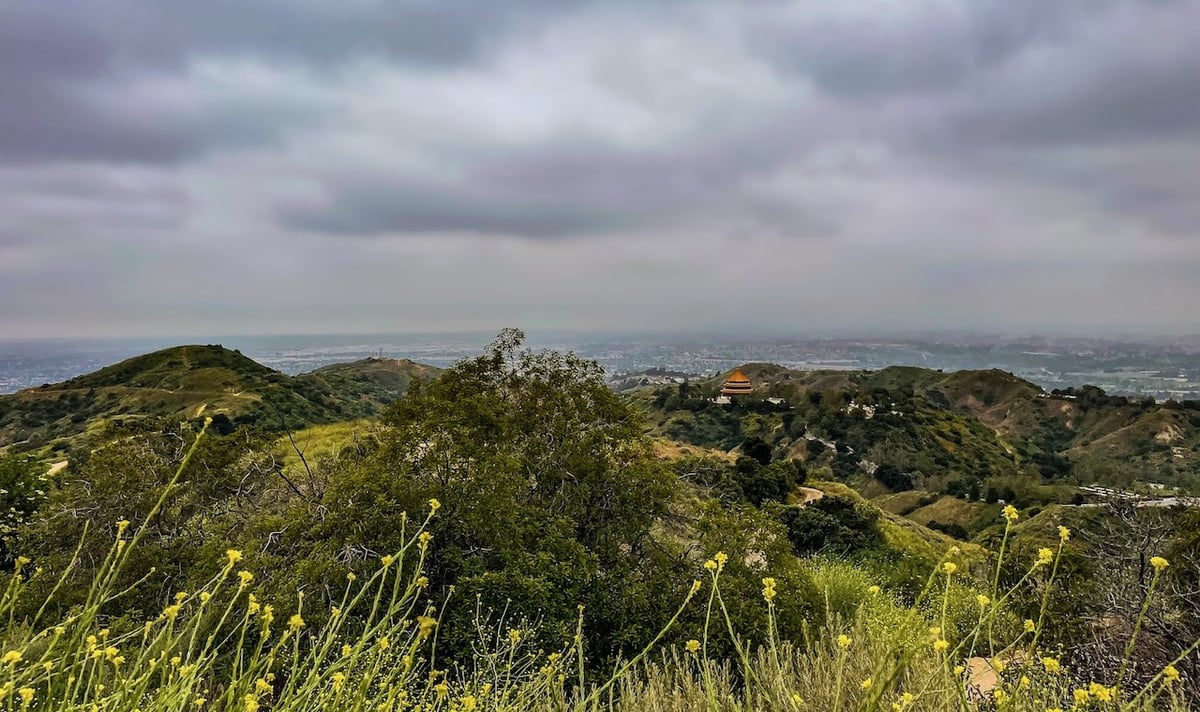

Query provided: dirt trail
[792,486,825,506]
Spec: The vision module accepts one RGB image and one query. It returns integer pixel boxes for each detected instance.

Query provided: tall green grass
[0,424,1193,710]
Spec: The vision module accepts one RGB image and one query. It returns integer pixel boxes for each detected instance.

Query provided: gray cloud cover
[1,0,1198,338]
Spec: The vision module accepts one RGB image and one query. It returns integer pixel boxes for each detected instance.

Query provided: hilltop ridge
[0,345,441,454]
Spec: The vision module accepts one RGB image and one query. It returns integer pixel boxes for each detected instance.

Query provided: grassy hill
[634,362,1200,538]
[0,346,441,456]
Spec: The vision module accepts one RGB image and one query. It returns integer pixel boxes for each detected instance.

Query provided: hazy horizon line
[2,327,1199,346]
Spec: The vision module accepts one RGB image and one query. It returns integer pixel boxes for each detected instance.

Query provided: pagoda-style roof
[720,368,753,396]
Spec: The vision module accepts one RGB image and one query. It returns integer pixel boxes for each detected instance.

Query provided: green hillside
[635,363,1200,537]
[0,346,441,455]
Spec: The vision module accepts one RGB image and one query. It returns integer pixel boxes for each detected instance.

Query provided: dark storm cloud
[0,0,581,164]
[283,124,840,240]
[934,1,1200,148]
[754,0,1150,100]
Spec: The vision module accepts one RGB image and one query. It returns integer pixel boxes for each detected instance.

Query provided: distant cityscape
[3,333,1199,400]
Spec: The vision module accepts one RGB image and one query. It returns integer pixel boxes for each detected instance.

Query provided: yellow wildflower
[690,579,702,595]
[226,549,243,565]
[1002,504,1019,522]
[418,615,438,639]
[288,614,305,631]
[2,651,21,666]
[703,559,717,571]
[685,639,700,654]
[1073,688,1089,705]
[1088,682,1113,702]
[244,693,259,712]
[378,636,390,651]
[175,591,189,603]
[14,556,30,571]
[255,678,272,694]
[1036,548,1054,566]
[993,689,1009,705]
[1058,525,1071,542]
[714,551,728,569]
[837,634,852,649]
[977,594,991,608]
[1024,619,1035,633]
[418,532,433,548]
[860,677,872,690]
[434,681,449,698]
[199,592,212,604]
[942,562,957,575]
[867,585,881,595]
[416,576,429,588]
[163,605,182,621]
[953,665,965,676]
[18,688,33,705]
[342,644,353,657]
[117,520,131,534]
[238,570,254,587]
[194,697,206,707]
[933,639,950,653]
[1165,664,1180,683]
[347,572,357,582]
[792,694,804,705]
[429,498,441,513]
[1151,556,1169,572]
[761,577,777,602]
[1042,657,1061,674]
[332,672,346,691]
[462,695,477,712]
[381,555,394,568]
[507,629,522,644]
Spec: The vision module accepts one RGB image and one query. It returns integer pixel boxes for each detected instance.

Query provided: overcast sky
[2,0,1199,338]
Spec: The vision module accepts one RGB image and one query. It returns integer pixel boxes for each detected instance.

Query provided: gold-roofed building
[719,368,753,397]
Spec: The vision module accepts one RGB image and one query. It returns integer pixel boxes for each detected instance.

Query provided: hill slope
[0,346,441,454]
[634,363,1200,526]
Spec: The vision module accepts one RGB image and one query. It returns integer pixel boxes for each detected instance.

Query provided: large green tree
[306,330,681,658]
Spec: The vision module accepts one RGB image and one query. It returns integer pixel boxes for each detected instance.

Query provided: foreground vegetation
[0,455,1192,710]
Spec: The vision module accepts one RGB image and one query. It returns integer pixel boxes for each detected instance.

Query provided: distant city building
[720,369,753,397]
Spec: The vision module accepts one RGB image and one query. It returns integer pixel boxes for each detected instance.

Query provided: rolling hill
[633,362,1200,535]
[0,345,441,455]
